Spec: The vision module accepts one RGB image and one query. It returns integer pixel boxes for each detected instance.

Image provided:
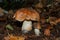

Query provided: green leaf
[6,24,14,30]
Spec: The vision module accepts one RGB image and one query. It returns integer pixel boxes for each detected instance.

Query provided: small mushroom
[13,8,41,36]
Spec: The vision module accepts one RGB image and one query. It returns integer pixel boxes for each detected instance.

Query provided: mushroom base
[34,29,40,36]
[21,20,40,36]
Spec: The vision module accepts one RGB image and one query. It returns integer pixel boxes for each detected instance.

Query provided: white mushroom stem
[34,29,40,36]
[22,21,32,33]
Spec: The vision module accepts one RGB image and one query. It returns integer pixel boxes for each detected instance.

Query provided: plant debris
[4,34,25,40]
[6,24,14,30]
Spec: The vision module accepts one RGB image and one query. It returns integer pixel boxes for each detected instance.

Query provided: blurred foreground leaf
[4,34,25,40]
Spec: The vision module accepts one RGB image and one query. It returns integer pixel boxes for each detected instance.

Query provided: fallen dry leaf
[4,34,25,40]
[44,29,50,36]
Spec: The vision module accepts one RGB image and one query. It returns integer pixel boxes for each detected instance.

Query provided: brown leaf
[4,34,25,40]
[44,29,50,36]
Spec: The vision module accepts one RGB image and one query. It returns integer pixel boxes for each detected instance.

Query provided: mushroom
[13,8,41,36]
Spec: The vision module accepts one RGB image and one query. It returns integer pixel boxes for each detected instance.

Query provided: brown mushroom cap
[13,8,40,21]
